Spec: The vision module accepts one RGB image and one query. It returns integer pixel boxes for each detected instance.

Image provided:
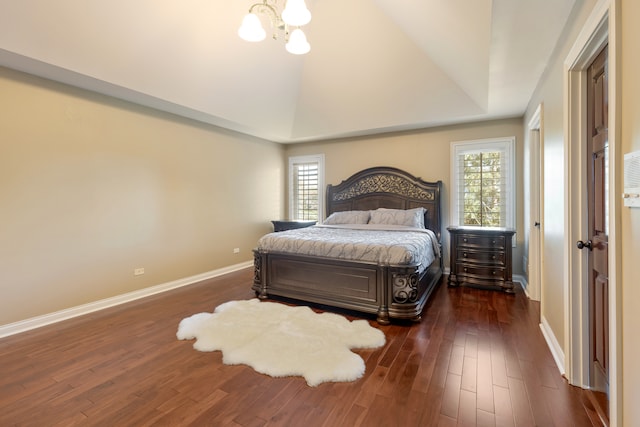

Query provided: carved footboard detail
[387,262,442,322]
[392,271,419,304]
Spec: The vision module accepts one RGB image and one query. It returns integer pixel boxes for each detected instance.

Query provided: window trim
[288,154,325,221]
[450,137,516,229]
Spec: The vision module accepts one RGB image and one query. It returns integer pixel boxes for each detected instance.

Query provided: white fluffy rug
[177,299,385,386]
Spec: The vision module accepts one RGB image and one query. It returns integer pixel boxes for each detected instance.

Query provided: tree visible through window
[462,151,504,226]
[451,137,515,229]
[289,155,324,221]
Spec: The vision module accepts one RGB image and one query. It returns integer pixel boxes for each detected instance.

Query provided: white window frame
[288,154,325,221]
[450,137,516,229]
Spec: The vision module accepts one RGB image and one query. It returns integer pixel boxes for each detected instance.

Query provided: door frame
[525,105,543,301]
[564,0,620,424]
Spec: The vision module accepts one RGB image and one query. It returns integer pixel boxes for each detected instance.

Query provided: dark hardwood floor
[0,269,605,426]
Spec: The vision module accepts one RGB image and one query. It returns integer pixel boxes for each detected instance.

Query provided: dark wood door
[586,44,609,415]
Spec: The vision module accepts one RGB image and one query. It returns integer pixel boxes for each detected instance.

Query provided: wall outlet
[233,248,240,254]
[134,267,145,276]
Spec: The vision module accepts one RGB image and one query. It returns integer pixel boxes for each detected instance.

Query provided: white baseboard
[539,315,566,376]
[0,261,253,339]
[513,274,528,295]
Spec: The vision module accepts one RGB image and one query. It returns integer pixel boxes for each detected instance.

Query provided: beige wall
[523,0,598,368]
[0,68,525,326]
[621,0,640,424]
[285,118,525,274]
[0,67,285,326]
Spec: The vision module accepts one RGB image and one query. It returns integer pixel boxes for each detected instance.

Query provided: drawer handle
[492,271,496,275]
[492,255,496,260]
[492,240,496,244]
[463,252,468,258]
[464,267,468,272]
[463,238,468,243]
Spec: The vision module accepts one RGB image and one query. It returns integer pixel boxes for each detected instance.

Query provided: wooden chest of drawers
[447,226,516,293]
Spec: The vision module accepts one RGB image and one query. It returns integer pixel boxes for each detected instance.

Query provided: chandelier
[238,0,311,55]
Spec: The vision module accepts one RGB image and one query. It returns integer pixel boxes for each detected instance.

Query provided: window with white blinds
[289,154,324,221]
[450,137,515,228]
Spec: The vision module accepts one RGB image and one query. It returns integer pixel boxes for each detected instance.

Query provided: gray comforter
[256,224,439,272]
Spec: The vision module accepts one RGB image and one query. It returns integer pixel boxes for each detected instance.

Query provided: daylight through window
[462,151,504,226]
[451,138,515,228]
[289,155,324,221]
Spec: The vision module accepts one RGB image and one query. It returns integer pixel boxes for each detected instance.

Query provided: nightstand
[447,226,516,293]
[271,220,316,232]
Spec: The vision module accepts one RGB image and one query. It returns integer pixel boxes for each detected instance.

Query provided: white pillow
[369,207,426,228]
[323,210,371,225]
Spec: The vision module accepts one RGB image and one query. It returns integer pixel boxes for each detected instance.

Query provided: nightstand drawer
[455,264,507,281]
[457,234,506,249]
[457,249,505,265]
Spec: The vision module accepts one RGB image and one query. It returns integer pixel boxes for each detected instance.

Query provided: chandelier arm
[248,2,287,39]
[240,0,308,51]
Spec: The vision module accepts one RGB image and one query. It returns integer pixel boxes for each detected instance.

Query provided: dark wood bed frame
[252,166,444,324]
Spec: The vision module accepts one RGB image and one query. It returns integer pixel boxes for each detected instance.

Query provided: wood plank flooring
[0,269,605,426]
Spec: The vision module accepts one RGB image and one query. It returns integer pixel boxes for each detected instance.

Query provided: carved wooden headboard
[326,166,443,241]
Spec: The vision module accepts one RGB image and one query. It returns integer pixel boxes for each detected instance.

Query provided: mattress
[256,224,439,272]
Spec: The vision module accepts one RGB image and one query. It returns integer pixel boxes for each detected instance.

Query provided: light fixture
[238,0,311,55]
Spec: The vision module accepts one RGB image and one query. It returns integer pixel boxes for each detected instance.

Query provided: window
[289,154,324,221]
[450,137,515,228]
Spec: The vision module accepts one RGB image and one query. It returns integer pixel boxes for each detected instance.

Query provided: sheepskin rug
[177,299,385,386]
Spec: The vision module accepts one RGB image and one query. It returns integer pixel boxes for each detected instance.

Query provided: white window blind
[289,155,324,221]
[450,137,515,228]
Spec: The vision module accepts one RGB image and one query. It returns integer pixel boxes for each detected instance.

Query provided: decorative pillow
[369,207,426,228]
[323,210,371,225]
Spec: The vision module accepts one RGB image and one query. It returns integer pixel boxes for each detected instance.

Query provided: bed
[252,166,443,324]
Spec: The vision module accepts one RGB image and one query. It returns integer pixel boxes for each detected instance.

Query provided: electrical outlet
[134,268,145,276]
[233,248,240,254]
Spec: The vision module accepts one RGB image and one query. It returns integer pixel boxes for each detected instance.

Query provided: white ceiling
[0,0,577,143]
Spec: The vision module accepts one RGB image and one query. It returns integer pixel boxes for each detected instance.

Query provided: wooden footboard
[253,250,442,324]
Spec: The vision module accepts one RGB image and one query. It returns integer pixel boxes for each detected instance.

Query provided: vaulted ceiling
[0,0,577,143]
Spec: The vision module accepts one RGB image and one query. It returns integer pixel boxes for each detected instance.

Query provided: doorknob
[576,240,593,250]
[534,221,540,227]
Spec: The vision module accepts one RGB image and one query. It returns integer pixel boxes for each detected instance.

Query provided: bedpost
[376,266,390,325]
[252,250,268,299]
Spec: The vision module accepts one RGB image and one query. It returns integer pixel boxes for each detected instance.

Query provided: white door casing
[563,0,620,424]
[526,105,543,301]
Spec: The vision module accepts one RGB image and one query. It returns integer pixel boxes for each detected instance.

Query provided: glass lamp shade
[238,13,266,42]
[281,0,311,26]
[286,28,310,55]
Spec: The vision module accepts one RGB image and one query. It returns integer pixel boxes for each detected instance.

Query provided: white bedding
[256,224,439,272]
